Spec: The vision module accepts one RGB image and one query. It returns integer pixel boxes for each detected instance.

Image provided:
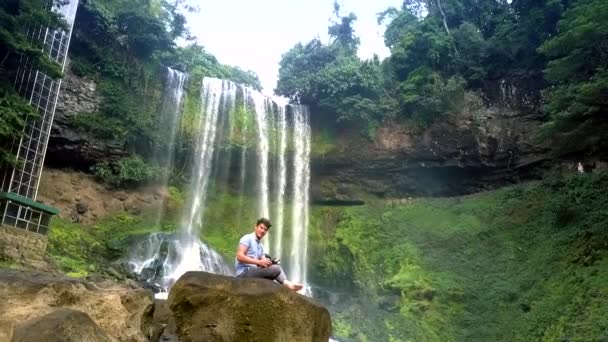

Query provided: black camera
[265,253,280,265]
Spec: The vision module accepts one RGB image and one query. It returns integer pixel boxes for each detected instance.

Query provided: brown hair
[256,218,272,229]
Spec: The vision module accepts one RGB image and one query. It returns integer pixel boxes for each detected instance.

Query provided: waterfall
[289,106,312,284]
[127,232,231,298]
[236,87,250,230]
[182,78,224,237]
[129,76,312,296]
[273,105,288,259]
[152,67,185,226]
[158,79,235,293]
[251,92,271,227]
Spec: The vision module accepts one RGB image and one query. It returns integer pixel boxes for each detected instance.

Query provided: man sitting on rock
[235,218,303,291]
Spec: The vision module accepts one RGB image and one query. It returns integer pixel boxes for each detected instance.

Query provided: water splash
[127,232,231,297]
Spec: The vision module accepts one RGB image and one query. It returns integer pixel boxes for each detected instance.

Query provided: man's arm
[236,244,271,267]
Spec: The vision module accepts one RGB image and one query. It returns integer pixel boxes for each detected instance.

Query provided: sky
[184,0,403,95]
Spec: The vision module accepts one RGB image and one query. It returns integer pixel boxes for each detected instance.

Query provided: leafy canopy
[538,0,608,153]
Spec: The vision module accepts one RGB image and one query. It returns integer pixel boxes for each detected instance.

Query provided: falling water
[129,77,312,296]
[289,106,312,285]
[182,79,224,236]
[209,81,238,194]
[159,79,234,290]
[127,232,231,298]
[236,88,251,230]
[152,67,185,225]
[251,92,271,224]
[273,105,288,258]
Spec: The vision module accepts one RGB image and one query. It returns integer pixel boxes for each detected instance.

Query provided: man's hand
[258,257,272,268]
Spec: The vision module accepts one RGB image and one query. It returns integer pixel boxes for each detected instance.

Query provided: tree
[328,1,360,54]
[539,0,608,151]
[277,46,387,128]
[276,39,339,104]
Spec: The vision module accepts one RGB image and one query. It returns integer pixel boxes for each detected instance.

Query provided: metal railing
[0,0,79,236]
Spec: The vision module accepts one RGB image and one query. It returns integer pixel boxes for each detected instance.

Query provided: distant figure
[577,162,585,173]
[235,218,303,291]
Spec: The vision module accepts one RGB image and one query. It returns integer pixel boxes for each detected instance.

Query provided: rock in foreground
[13,308,112,342]
[168,271,332,342]
[0,268,152,341]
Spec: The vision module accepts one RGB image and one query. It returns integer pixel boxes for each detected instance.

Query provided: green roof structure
[0,192,59,215]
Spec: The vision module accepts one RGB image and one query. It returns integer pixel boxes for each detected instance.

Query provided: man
[235,218,303,291]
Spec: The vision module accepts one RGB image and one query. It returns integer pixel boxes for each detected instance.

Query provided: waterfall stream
[152,67,186,226]
[128,76,312,297]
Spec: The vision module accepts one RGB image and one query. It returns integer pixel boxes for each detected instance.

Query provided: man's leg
[272,265,287,284]
[268,265,303,291]
[240,265,282,281]
[241,265,302,291]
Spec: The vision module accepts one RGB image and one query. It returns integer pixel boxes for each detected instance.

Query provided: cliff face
[312,103,554,200]
[47,71,128,170]
[48,72,559,199]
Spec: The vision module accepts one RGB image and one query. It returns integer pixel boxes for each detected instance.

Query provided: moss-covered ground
[45,171,608,341]
[48,212,178,278]
[309,171,608,341]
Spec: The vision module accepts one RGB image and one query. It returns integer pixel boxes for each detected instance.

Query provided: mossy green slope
[309,171,608,341]
[44,171,608,341]
[48,212,178,278]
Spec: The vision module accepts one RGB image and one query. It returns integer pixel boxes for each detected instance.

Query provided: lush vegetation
[0,0,262,175]
[276,4,391,128]
[307,171,608,341]
[277,0,608,152]
[93,155,165,187]
[538,0,608,155]
[67,0,262,164]
[47,201,183,278]
[41,166,608,341]
[1,1,607,341]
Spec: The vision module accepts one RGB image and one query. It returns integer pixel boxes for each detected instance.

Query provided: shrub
[93,155,164,187]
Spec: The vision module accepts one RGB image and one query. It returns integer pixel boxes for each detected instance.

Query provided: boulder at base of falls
[13,308,112,342]
[168,271,332,342]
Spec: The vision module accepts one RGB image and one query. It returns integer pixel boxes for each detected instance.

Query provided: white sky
[184,0,403,95]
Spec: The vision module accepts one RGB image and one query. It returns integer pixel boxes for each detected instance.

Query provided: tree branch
[0,51,10,66]
[436,0,460,56]
[437,0,451,35]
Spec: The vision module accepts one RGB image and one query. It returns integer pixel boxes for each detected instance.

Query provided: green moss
[44,171,608,341]
[165,186,185,219]
[311,127,336,158]
[0,260,23,269]
[310,172,608,341]
[227,105,256,148]
[47,218,102,277]
[47,212,177,276]
[333,317,354,338]
[200,192,258,257]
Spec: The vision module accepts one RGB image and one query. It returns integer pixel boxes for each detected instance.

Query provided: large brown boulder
[0,268,152,341]
[168,271,332,342]
[13,308,111,342]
